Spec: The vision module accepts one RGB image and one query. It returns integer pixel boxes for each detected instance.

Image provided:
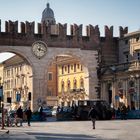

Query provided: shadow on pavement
[27,132,116,140]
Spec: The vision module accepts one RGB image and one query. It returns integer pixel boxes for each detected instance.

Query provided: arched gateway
[0,3,121,111]
[0,21,100,111]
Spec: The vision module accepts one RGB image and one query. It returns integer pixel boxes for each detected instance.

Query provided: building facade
[1,55,32,110]
[46,62,58,106]
[57,56,88,106]
[101,30,140,110]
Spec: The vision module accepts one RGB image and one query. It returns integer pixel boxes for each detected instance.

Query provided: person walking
[25,107,32,126]
[88,106,98,129]
[16,106,23,126]
[38,106,43,121]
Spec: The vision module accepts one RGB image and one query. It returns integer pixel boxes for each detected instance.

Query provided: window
[136,37,139,42]
[81,65,83,71]
[129,81,134,88]
[65,66,67,72]
[74,64,76,72]
[125,40,128,45]
[47,89,52,96]
[71,65,73,70]
[137,52,140,60]
[80,78,84,88]
[125,54,129,62]
[48,72,53,81]
[62,66,64,74]
[61,80,65,92]
[67,79,71,91]
[73,78,77,89]
[68,65,70,73]
[77,64,80,69]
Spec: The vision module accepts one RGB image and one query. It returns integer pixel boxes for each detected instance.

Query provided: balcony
[70,88,85,93]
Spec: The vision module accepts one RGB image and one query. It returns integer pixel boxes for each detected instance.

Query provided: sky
[0,0,140,62]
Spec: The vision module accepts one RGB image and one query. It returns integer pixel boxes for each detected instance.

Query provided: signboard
[115,95,119,100]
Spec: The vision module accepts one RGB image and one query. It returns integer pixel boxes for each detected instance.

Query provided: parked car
[42,107,52,117]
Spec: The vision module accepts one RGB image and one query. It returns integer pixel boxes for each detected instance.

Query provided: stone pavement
[0,118,140,140]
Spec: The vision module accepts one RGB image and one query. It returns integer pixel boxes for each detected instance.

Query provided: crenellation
[86,25,95,36]
[86,25,100,37]
[58,23,67,39]
[25,21,35,35]
[119,26,128,38]
[41,21,46,34]
[105,25,113,38]
[6,20,18,33]
[95,25,100,37]
[73,24,78,36]
[0,19,127,50]
[70,24,82,42]
[5,21,8,33]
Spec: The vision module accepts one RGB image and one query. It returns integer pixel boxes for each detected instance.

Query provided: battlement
[0,20,128,48]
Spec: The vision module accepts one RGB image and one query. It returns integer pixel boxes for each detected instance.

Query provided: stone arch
[0,45,98,110]
[0,45,34,71]
[45,47,98,101]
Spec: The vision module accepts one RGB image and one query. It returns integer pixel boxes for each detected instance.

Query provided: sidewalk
[0,127,36,140]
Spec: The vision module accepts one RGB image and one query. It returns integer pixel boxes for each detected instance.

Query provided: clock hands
[32,41,47,59]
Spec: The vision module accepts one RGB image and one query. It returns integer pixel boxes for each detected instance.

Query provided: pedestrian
[120,104,127,120]
[38,106,43,121]
[16,106,23,126]
[88,106,98,129]
[25,107,32,126]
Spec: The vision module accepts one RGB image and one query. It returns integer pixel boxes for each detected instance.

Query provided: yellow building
[57,56,88,106]
[2,55,33,110]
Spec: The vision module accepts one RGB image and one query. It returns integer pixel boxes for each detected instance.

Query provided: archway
[0,44,98,111]
[45,49,98,107]
[0,51,33,111]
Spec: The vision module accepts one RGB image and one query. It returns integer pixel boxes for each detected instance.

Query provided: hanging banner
[0,86,3,100]
[16,93,21,102]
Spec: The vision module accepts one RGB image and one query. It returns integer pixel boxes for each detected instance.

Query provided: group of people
[14,106,32,127]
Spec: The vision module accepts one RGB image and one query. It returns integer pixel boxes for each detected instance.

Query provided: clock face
[32,41,47,59]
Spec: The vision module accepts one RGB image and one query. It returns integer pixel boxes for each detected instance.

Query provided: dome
[41,3,56,24]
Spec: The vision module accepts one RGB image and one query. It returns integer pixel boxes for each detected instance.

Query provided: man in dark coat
[38,106,43,121]
[88,106,98,129]
[16,106,23,126]
[25,107,32,126]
